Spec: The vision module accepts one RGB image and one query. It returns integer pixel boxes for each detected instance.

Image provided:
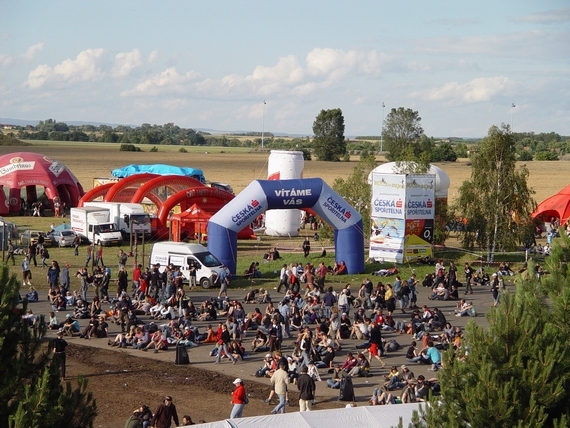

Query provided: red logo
[396,199,403,208]
[251,199,259,207]
[268,172,280,180]
[427,199,433,208]
[345,211,351,219]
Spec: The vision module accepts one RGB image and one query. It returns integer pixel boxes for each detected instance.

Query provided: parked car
[47,229,78,247]
[19,230,49,247]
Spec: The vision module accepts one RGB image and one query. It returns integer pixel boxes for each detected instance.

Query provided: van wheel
[200,277,211,289]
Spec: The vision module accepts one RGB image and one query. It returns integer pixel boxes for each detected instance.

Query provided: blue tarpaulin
[111,164,206,182]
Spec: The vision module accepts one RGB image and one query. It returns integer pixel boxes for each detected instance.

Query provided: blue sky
[1,1,569,137]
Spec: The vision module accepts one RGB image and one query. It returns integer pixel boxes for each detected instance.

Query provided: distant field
[0,141,567,205]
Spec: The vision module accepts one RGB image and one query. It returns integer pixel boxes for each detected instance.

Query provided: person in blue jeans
[270,363,289,414]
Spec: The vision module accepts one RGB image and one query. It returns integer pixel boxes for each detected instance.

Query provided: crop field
[1,141,568,204]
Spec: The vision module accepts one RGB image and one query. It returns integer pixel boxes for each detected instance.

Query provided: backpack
[42,249,50,259]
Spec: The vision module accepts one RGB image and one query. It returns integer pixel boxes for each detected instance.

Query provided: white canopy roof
[184,403,423,428]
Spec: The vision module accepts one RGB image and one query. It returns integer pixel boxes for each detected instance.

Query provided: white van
[149,242,225,289]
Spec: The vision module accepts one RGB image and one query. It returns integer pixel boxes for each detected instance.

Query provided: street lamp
[381,102,385,152]
[511,103,515,133]
[261,100,266,149]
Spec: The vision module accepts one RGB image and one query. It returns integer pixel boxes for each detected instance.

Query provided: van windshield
[94,224,117,233]
[193,252,222,268]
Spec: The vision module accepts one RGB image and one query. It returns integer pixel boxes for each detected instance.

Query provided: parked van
[149,242,225,289]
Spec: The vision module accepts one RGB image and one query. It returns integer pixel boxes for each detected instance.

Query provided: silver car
[47,230,78,247]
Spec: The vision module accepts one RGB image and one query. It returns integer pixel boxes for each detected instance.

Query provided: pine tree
[0,265,97,428]
[412,235,570,427]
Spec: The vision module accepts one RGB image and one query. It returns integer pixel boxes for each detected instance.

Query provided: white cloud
[0,42,45,68]
[417,30,569,62]
[409,76,517,104]
[121,67,201,96]
[148,50,159,63]
[26,48,106,88]
[305,48,393,78]
[112,49,143,77]
[513,8,570,25]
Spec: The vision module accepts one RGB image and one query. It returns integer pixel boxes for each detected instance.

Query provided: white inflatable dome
[368,162,451,198]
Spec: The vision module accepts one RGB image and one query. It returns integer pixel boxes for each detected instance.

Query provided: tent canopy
[532,184,570,224]
[185,404,423,428]
[111,164,205,183]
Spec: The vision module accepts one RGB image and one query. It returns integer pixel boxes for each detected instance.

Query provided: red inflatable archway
[78,183,115,207]
[130,175,205,205]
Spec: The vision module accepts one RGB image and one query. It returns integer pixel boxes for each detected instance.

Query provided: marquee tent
[532,184,570,224]
[111,164,206,183]
[0,152,84,215]
[184,403,423,428]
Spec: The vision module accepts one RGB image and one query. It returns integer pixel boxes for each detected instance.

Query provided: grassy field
[0,141,566,291]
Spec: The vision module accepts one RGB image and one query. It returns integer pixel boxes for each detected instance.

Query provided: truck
[70,207,123,246]
[83,202,151,238]
[149,242,226,289]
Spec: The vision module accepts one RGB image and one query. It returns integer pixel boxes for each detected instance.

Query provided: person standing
[368,321,386,368]
[72,234,81,256]
[297,365,316,411]
[270,362,289,414]
[302,237,311,258]
[150,396,179,428]
[52,330,68,381]
[230,378,247,419]
[216,324,237,364]
[464,262,474,295]
[6,239,15,265]
[21,255,32,286]
[85,243,93,268]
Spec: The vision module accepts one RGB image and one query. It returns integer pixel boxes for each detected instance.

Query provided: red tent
[0,152,84,215]
[171,203,257,242]
[532,184,570,224]
[171,203,212,242]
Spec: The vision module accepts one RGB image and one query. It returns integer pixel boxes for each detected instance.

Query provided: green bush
[119,144,141,152]
[179,147,188,153]
[150,146,158,152]
[534,151,558,161]
[517,150,533,161]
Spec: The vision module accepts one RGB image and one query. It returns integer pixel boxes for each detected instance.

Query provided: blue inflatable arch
[208,178,364,275]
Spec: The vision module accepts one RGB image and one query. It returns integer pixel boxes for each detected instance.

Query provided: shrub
[179,147,188,153]
[119,144,141,152]
[150,146,158,152]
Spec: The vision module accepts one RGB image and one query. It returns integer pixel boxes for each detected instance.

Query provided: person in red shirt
[230,378,247,419]
[132,264,142,298]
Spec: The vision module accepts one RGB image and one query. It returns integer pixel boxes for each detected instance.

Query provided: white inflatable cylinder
[265,150,304,236]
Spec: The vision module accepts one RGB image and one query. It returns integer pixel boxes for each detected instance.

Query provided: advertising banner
[369,173,435,263]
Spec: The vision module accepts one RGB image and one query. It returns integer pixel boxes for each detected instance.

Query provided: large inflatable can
[265,150,304,236]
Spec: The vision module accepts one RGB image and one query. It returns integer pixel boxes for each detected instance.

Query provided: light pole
[511,103,515,133]
[381,102,385,152]
[261,100,266,149]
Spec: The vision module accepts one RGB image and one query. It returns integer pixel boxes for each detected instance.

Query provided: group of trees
[0,266,97,427]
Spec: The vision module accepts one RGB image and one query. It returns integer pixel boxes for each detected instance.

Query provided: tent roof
[532,184,570,224]
[53,223,71,231]
[172,204,212,221]
[0,152,82,188]
[185,403,423,428]
[111,164,205,182]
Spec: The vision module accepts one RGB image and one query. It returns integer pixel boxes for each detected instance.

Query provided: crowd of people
[14,235,531,425]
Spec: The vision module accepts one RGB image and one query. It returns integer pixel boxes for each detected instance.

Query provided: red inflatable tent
[532,184,570,225]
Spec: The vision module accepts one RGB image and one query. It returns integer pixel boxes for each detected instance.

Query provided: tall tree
[0,266,97,428]
[411,235,570,428]
[312,108,346,161]
[454,124,535,261]
[332,154,377,240]
[383,107,427,164]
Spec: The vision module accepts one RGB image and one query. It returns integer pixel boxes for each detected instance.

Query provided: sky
[1,1,569,138]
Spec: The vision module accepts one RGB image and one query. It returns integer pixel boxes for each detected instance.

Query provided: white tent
[184,403,423,428]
